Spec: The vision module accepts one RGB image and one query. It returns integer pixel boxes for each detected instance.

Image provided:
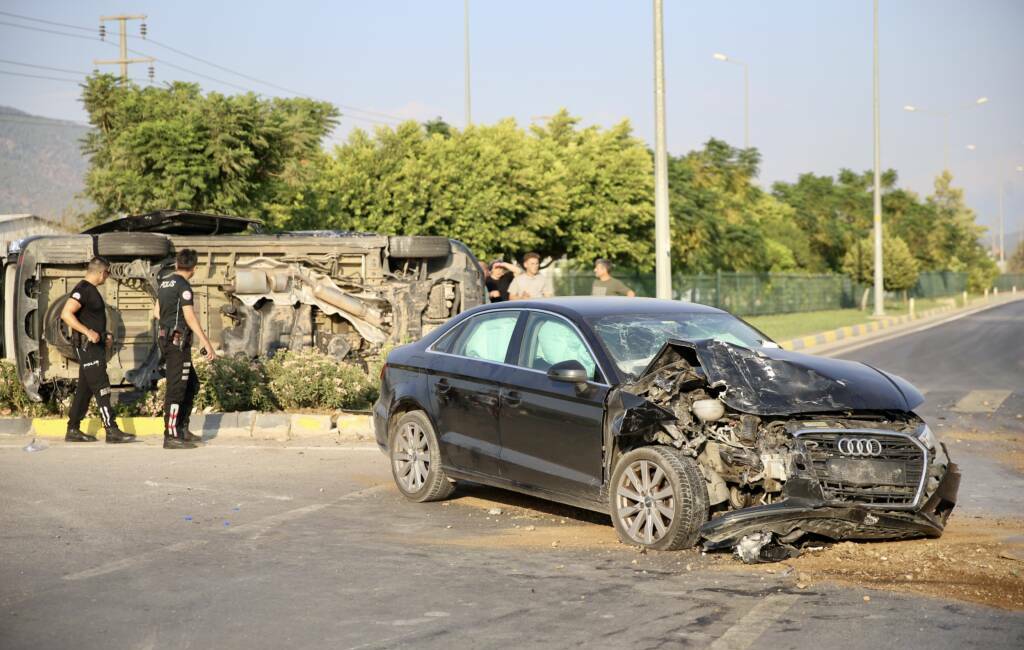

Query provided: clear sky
[1,0,1021,240]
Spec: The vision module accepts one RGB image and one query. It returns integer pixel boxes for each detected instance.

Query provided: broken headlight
[917,424,938,451]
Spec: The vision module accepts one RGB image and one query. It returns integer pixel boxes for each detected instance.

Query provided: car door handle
[435,379,452,395]
[503,390,522,407]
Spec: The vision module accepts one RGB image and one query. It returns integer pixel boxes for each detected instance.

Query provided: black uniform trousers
[161,338,199,438]
[68,342,115,432]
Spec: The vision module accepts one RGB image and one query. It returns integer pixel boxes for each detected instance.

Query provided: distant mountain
[0,106,92,223]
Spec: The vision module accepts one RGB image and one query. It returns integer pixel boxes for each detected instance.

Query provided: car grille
[797,430,927,509]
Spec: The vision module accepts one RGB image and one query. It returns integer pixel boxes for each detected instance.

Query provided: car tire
[96,233,170,258]
[389,410,455,502]
[609,446,709,551]
[388,236,451,259]
[43,294,122,361]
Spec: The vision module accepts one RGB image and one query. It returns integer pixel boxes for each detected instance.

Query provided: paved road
[1,301,1022,649]
[838,299,1024,517]
[1,443,1021,650]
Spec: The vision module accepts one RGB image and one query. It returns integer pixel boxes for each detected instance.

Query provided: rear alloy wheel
[389,411,454,502]
[610,446,709,551]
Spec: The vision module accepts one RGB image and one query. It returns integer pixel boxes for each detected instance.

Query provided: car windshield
[588,312,772,379]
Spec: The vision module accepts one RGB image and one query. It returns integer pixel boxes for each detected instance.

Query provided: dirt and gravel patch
[412,484,1024,610]
[722,515,1024,611]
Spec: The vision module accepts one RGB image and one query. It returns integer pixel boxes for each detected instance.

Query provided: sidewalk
[777,292,1023,355]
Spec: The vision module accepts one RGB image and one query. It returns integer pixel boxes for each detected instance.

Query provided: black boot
[105,427,137,444]
[65,428,98,442]
[163,436,197,450]
[183,430,203,443]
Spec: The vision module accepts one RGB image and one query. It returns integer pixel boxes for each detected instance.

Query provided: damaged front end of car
[606,338,960,562]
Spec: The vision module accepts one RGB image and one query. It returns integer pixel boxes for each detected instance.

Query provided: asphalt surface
[0,300,1021,649]
[838,298,1024,517]
[1,443,1022,650]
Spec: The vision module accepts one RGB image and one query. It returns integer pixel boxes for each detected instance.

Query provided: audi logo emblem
[837,437,883,456]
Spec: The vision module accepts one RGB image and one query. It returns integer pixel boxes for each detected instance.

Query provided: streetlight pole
[463,0,472,127]
[872,0,884,317]
[712,52,749,148]
[653,0,672,299]
[903,96,988,173]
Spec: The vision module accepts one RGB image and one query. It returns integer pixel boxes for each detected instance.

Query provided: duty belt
[159,327,191,349]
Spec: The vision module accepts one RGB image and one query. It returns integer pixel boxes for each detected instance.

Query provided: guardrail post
[909,297,915,319]
[994,287,999,297]
[984,288,990,300]
[715,269,722,309]
[962,290,968,306]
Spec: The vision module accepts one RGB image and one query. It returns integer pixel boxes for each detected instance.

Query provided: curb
[777,295,1021,353]
[2,412,372,442]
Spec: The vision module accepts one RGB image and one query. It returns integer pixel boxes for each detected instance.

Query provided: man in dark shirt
[591,259,636,297]
[156,249,216,449]
[485,259,517,302]
[61,257,135,443]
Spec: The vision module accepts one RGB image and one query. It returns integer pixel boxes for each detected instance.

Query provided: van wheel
[389,411,454,502]
[96,233,170,258]
[609,446,709,551]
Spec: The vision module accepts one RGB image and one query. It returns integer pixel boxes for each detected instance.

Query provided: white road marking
[953,390,1012,413]
[707,594,799,650]
[64,540,207,581]
[61,483,389,580]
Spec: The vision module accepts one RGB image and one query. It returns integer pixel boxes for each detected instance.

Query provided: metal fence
[994,273,1024,292]
[554,269,969,317]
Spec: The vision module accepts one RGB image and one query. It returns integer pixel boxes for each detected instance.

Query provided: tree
[314,110,654,266]
[1009,240,1024,273]
[842,230,920,295]
[80,74,338,227]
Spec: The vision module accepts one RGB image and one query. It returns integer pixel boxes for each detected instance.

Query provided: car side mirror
[547,360,589,385]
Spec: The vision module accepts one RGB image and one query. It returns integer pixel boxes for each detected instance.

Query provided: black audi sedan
[373,298,959,559]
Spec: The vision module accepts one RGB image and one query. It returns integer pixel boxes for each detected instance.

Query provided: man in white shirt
[508,252,554,300]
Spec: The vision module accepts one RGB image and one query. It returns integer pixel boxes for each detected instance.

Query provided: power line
[0,9,94,32]
[0,57,89,76]
[0,68,81,84]
[0,11,406,126]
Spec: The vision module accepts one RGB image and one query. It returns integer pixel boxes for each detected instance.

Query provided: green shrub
[1,360,33,415]
[193,356,276,413]
[265,349,377,411]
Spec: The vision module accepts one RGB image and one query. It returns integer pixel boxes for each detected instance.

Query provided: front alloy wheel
[389,411,454,502]
[610,446,709,551]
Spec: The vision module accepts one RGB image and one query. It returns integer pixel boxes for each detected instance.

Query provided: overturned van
[2,210,486,400]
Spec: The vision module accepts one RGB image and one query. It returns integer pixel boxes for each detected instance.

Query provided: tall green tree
[80,74,338,227]
[842,230,920,292]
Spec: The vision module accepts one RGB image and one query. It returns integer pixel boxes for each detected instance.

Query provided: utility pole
[463,0,472,127]
[653,0,672,299]
[94,14,153,82]
[871,0,884,316]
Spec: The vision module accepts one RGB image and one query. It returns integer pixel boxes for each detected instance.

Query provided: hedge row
[0,350,380,417]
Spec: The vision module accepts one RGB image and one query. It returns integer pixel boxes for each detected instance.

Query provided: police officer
[61,256,135,443]
[156,249,216,449]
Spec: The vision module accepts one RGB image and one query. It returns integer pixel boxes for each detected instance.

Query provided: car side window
[448,312,519,363]
[518,312,600,381]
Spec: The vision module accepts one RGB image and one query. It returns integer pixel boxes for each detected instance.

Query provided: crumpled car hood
[638,339,924,416]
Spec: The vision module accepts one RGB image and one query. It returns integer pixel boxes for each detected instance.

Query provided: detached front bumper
[701,461,961,549]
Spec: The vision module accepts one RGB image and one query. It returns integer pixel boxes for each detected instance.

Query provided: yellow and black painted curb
[777,295,1017,351]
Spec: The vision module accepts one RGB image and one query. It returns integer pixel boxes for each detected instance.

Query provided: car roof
[478,296,727,319]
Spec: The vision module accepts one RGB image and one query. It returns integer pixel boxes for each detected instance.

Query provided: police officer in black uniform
[156,249,216,450]
[62,257,135,443]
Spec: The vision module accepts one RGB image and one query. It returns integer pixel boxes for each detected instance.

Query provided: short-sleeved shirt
[158,273,194,333]
[486,273,514,302]
[69,280,106,334]
[591,277,632,297]
[508,272,554,299]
